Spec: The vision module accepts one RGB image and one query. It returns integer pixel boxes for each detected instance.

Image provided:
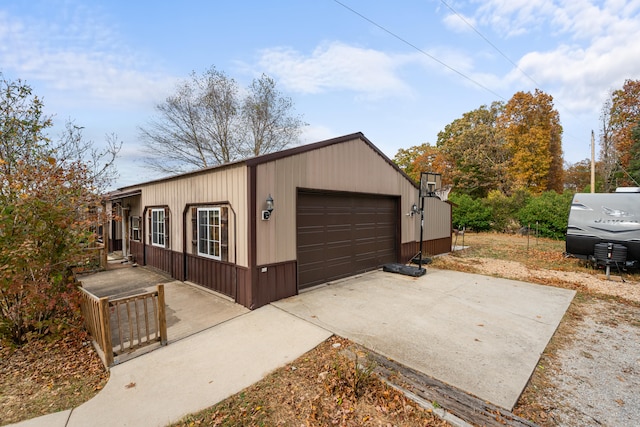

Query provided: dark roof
[117,132,417,192]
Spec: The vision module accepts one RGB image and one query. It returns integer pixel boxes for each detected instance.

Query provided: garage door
[297,190,398,289]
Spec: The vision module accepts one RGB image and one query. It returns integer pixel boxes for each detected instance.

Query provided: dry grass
[170,336,449,427]
[0,328,109,426]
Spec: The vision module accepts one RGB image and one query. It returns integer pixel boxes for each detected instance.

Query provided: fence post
[98,296,114,367]
[157,284,168,346]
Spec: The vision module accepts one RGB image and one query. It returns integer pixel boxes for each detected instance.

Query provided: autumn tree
[436,102,508,198]
[497,89,563,194]
[628,120,640,185]
[564,159,593,192]
[140,67,306,174]
[598,96,618,192]
[0,75,119,344]
[607,79,640,187]
[392,143,448,184]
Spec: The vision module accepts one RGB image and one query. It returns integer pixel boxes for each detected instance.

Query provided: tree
[392,143,448,184]
[564,159,593,192]
[608,79,640,186]
[449,193,492,231]
[241,74,306,157]
[497,89,564,194]
[140,67,306,174]
[628,120,640,185]
[436,102,508,198]
[0,74,119,344]
[598,95,618,192]
[517,191,573,239]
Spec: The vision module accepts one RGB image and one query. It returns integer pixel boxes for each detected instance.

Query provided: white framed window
[151,209,165,247]
[130,217,141,241]
[197,207,221,259]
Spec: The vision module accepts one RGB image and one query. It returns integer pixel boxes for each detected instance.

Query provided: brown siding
[254,261,297,309]
[185,254,236,299]
[137,164,248,266]
[172,251,184,281]
[401,237,452,263]
[130,240,144,264]
[235,267,251,308]
[145,245,173,275]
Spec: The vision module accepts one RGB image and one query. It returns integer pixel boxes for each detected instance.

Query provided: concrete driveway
[273,268,575,410]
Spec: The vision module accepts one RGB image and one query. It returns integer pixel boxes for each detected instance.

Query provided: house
[106,132,452,309]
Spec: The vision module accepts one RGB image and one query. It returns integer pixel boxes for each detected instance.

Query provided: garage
[297,190,399,289]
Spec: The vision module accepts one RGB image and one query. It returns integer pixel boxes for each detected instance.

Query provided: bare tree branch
[139,67,306,174]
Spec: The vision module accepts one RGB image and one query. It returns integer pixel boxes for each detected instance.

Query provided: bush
[517,191,573,239]
[450,193,493,231]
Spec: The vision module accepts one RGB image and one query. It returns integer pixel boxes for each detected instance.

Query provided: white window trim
[131,217,141,242]
[151,208,165,247]
[197,207,221,260]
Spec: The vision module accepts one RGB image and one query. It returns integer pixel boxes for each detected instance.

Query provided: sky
[1,0,639,189]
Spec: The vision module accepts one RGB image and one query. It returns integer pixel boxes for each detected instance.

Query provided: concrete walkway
[9,268,575,426]
[273,268,575,410]
[9,305,332,427]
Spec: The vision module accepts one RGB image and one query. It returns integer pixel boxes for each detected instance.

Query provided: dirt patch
[444,256,640,303]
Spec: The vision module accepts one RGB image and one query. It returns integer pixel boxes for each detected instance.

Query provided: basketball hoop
[420,172,442,198]
[435,185,452,201]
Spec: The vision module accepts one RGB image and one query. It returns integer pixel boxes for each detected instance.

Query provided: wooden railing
[79,285,167,367]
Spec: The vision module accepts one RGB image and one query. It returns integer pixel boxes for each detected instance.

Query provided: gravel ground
[544,299,640,426]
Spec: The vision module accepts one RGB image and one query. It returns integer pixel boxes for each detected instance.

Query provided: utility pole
[591,130,595,193]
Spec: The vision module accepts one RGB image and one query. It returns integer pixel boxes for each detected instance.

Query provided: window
[151,209,165,247]
[130,217,141,241]
[197,207,221,259]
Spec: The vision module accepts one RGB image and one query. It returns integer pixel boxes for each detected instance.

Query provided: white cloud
[442,12,477,33]
[0,4,176,109]
[256,41,413,99]
[503,1,640,113]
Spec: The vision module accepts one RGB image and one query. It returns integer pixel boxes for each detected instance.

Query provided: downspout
[247,164,258,309]
[142,206,148,265]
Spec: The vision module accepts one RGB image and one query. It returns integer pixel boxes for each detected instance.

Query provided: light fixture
[262,194,274,220]
[407,203,420,217]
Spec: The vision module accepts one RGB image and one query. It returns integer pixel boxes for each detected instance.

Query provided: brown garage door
[297,190,398,289]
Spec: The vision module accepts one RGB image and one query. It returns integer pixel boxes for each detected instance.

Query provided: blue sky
[2,0,639,189]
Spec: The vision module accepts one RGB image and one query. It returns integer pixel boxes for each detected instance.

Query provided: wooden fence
[79,284,167,367]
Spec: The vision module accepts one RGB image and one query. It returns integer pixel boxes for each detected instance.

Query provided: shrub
[450,193,493,231]
[517,191,573,239]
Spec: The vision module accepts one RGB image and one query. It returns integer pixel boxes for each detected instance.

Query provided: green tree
[0,75,118,344]
[449,193,492,231]
[437,102,507,198]
[498,89,564,194]
[484,189,531,233]
[517,191,573,239]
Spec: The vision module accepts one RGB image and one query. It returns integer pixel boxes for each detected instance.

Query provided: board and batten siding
[255,137,422,266]
[133,163,249,267]
[421,196,452,241]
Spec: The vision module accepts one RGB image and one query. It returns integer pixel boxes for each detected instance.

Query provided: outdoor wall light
[407,203,420,217]
[262,194,274,220]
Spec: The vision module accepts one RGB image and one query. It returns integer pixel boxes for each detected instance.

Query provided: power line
[332,0,507,101]
[438,0,543,89]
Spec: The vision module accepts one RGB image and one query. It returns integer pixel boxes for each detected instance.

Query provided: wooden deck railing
[79,285,167,367]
